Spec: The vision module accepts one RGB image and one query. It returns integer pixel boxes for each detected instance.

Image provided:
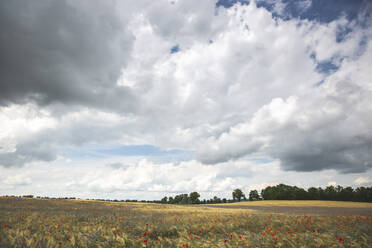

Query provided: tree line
[158,184,372,204]
[3,184,371,203]
[260,184,372,202]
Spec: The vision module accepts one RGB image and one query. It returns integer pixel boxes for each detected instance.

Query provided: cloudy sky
[1,0,372,200]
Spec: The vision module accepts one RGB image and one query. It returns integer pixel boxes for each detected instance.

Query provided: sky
[0,0,372,200]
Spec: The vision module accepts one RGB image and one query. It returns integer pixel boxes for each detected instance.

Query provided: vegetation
[260,184,372,202]
[156,184,372,205]
[1,197,372,248]
[7,184,371,205]
[232,188,246,202]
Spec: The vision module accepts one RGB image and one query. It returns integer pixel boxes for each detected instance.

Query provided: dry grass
[1,197,371,247]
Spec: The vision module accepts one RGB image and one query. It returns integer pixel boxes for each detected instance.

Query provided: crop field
[1,197,372,247]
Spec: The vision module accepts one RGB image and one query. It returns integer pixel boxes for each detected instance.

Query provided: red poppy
[338,237,344,242]
[143,239,147,243]
[3,224,7,228]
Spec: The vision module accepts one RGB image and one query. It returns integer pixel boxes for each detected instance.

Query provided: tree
[307,187,319,200]
[160,196,168,204]
[325,185,337,200]
[249,190,260,201]
[212,196,222,203]
[180,194,189,204]
[189,192,200,204]
[232,188,245,202]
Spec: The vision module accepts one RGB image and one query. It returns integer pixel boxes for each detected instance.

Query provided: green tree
[189,192,200,204]
[160,196,168,204]
[248,190,260,201]
[232,188,245,202]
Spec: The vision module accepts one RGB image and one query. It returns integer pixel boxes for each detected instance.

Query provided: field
[1,197,372,247]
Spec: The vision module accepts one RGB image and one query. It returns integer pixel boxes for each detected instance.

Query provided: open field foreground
[1,197,372,248]
[204,201,372,216]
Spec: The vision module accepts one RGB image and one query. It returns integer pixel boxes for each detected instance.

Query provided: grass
[1,197,371,247]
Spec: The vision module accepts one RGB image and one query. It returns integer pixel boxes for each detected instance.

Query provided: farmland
[1,197,372,247]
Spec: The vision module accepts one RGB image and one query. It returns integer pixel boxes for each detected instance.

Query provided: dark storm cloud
[0,0,136,112]
[269,123,372,173]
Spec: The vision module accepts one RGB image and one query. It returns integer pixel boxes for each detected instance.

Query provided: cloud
[0,0,136,112]
[354,177,372,186]
[0,0,371,181]
[197,42,372,173]
[1,174,32,190]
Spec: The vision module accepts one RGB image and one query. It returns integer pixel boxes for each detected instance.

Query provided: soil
[204,205,372,216]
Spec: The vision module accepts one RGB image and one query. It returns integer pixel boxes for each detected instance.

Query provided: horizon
[1,0,372,201]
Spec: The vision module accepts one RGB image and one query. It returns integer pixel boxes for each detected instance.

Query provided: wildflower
[230,234,233,239]
[312,230,316,233]
[239,235,242,239]
[143,239,147,243]
[338,237,344,242]
[3,224,7,228]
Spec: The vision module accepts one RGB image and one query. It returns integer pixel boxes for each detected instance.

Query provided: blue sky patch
[63,144,192,162]
[316,60,339,74]
[217,0,367,23]
[170,44,180,54]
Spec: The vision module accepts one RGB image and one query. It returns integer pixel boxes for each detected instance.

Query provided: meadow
[1,197,371,247]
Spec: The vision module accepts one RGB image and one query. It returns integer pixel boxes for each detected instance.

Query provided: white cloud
[0,0,371,198]
[354,177,372,186]
[327,181,337,187]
